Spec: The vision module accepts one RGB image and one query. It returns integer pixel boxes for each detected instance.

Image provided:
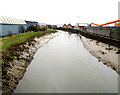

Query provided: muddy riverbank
[2,32,59,95]
[80,35,120,74]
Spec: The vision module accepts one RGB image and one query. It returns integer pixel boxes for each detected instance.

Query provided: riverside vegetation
[2,29,57,67]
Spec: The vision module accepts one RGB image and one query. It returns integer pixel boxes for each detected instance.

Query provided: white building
[0,16,27,36]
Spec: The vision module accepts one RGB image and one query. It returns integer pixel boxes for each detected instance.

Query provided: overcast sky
[0,0,119,25]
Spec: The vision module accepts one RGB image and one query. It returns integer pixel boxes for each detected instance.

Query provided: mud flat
[2,32,59,95]
[80,35,120,74]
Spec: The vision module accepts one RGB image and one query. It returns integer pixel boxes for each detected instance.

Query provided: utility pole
[76,16,79,26]
[78,16,79,23]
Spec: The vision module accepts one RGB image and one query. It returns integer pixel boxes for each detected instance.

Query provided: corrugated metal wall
[86,26,120,40]
[0,24,27,36]
[0,16,27,36]
[1,24,19,36]
[0,24,2,36]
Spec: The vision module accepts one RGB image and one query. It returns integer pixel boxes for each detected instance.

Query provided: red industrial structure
[91,20,120,26]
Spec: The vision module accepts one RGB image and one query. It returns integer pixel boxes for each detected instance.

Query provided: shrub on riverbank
[27,25,39,32]
[27,25,47,32]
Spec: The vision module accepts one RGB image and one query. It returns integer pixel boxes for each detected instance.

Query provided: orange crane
[91,23,100,26]
[91,20,120,26]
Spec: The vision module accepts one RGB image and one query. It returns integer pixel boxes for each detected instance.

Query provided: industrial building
[25,20,38,26]
[0,16,27,36]
[63,24,73,28]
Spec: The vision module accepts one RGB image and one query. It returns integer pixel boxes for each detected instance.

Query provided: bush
[28,25,38,32]
[27,25,47,32]
[39,27,47,31]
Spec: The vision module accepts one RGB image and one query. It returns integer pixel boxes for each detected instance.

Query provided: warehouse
[25,20,38,26]
[0,16,27,36]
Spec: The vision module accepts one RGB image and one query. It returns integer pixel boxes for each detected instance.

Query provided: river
[14,30,118,93]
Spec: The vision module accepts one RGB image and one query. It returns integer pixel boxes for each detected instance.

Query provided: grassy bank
[1,29,57,94]
[1,29,57,54]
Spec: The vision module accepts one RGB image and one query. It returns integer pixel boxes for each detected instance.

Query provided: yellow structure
[115,23,120,26]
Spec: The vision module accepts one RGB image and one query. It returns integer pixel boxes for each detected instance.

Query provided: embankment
[80,35,120,74]
[2,30,58,95]
[55,27,120,48]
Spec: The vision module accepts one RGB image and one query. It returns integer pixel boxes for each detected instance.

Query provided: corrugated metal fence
[81,26,120,40]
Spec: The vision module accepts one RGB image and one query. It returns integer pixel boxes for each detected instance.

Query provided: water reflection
[14,30,118,93]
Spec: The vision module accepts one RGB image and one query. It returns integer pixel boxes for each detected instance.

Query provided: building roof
[25,20,38,25]
[0,16,26,24]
